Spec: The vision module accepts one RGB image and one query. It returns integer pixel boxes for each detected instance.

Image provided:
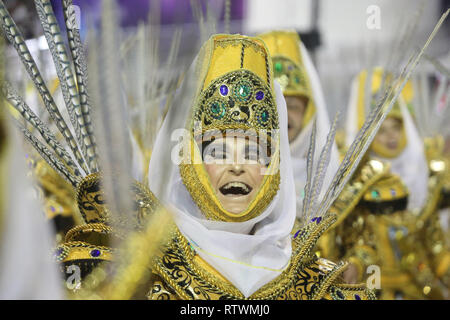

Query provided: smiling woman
[202,135,266,214]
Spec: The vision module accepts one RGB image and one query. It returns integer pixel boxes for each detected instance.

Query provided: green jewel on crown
[210,100,227,119]
[194,70,279,132]
[257,109,269,124]
[233,80,253,102]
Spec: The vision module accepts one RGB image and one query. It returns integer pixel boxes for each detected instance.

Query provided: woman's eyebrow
[208,142,228,151]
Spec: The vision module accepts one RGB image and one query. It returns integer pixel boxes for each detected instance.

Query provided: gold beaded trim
[64,222,113,243]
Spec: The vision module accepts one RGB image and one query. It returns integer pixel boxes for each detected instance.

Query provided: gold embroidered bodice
[54,174,376,300]
[147,219,376,300]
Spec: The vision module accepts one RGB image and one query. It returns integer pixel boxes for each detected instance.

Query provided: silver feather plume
[0,0,100,185]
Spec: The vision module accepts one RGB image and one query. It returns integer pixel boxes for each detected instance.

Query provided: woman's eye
[245,150,259,161]
[208,149,228,160]
[214,152,227,160]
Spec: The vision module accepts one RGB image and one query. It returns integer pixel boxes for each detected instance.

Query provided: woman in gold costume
[257,30,341,217]
[345,68,429,211]
[318,68,450,299]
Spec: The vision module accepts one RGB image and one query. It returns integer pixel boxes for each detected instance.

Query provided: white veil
[345,75,429,211]
[371,99,428,210]
[288,42,340,215]
[147,45,297,297]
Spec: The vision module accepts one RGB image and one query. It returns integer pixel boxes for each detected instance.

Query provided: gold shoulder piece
[75,172,161,226]
[147,275,179,300]
[324,283,377,300]
[57,173,162,288]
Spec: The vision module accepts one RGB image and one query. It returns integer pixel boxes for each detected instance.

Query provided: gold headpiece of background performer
[258,30,315,128]
[355,67,413,158]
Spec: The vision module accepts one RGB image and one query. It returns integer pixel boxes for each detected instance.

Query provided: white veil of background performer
[147,47,296,297]
[345,76,429,210]
[289,42,340,215]
[0,125,63,299]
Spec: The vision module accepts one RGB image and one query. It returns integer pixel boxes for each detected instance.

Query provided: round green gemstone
[210,101,226,119]
[238,84,250,97]
[211,102,220,113]
[295,76,300,84]
[233,81,252,102]
[275,62,283,72]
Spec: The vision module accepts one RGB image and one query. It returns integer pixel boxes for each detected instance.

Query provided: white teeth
[223,182,249,192]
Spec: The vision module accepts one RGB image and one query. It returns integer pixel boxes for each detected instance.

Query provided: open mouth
[219,181,253,196]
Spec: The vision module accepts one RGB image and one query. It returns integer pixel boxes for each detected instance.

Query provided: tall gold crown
[258,30,315,128]
[356,68,410,158]
[192,34,279,136]
[356,67,413,130]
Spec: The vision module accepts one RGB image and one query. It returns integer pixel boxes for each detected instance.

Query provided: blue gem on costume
[90,249,101,257]
[336,290,345,299]
[311,217,322,224]
[55,248,63,257]
[255,90,264,100]
[219,85,228,96]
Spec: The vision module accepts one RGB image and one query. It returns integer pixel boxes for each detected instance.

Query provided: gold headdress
[355,67,412,158]
[360,174,409,214]
[258,30,315,128]
[180,34,280,222]
[356,68,412,124]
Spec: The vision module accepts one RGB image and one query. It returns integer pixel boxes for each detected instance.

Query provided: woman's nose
[229,164,245,175]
